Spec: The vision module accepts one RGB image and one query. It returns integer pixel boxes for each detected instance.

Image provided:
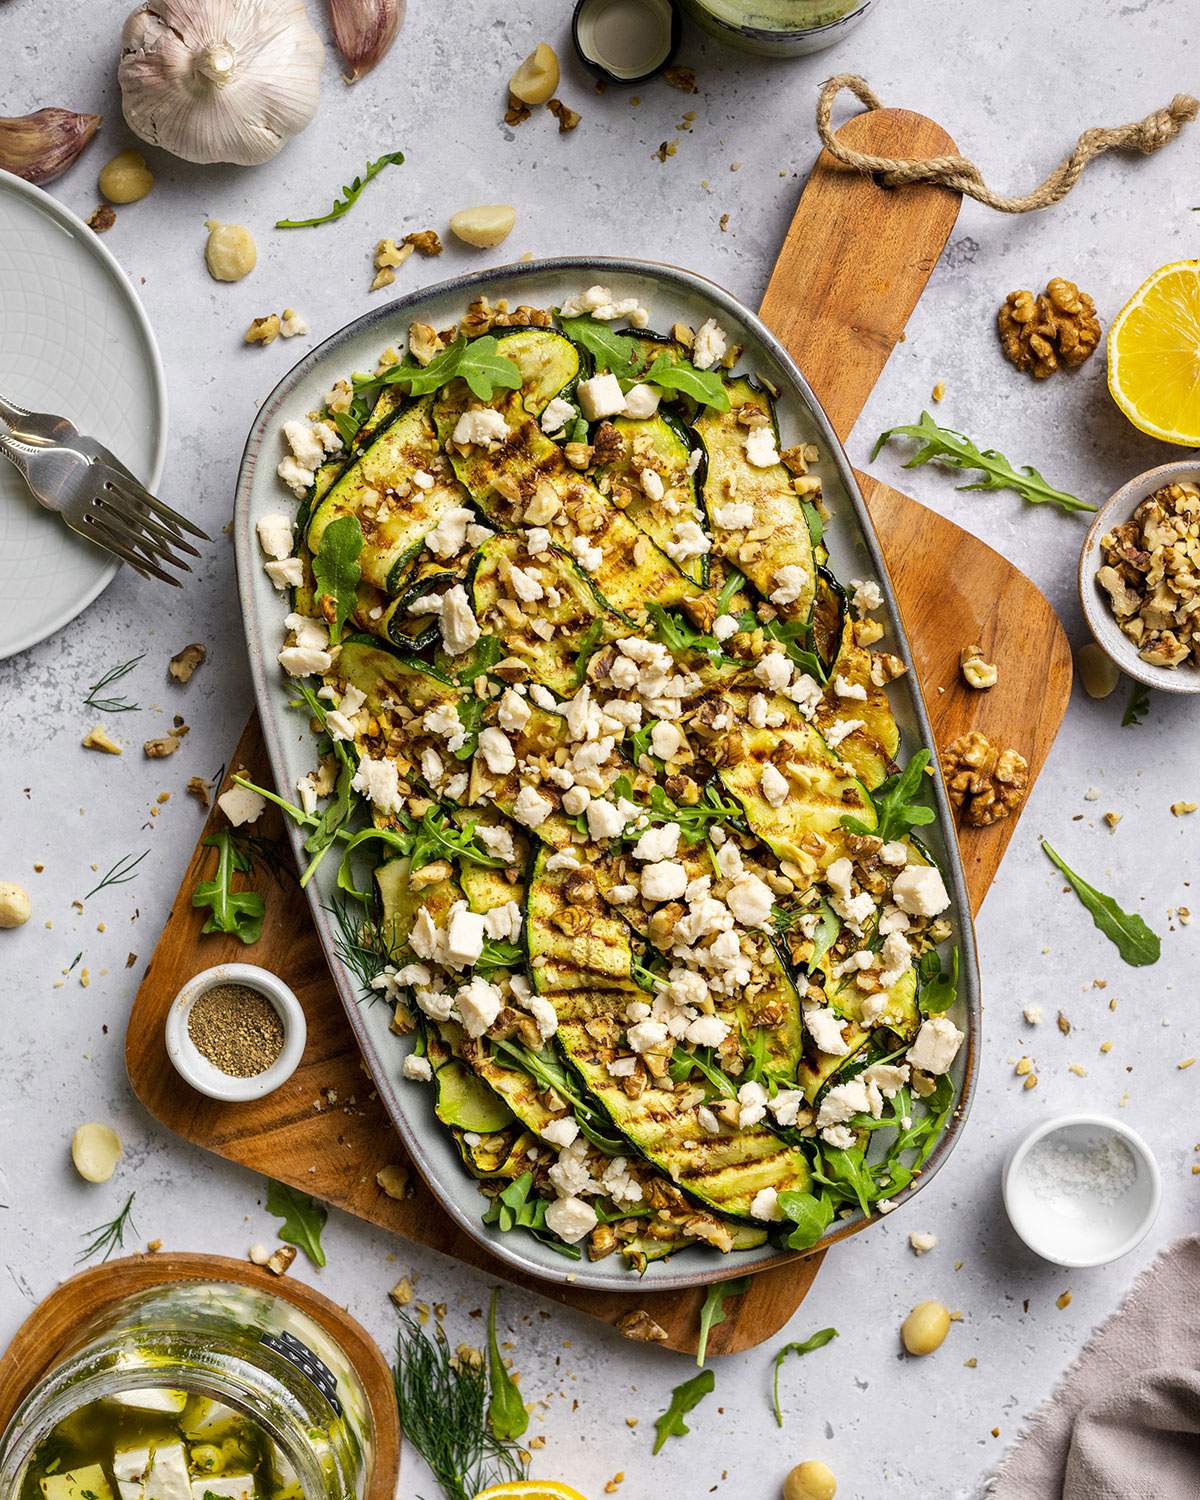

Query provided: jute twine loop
[816,74,1200,214]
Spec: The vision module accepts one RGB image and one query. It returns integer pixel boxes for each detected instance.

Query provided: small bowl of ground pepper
[165,964,306,1102]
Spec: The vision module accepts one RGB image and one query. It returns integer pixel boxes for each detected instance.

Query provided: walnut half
[998,278,1100,379]
[942,730,1029,827]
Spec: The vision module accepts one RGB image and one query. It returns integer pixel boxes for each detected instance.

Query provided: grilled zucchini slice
[695,377,817,622]
[526,845,640,994]
[593,413,708,584]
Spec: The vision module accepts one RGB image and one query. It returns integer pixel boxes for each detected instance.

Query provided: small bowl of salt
[1002,1113,1161,1268]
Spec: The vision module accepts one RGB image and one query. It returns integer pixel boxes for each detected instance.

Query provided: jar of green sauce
[680,0,879,55]
[0,1282,374,1500]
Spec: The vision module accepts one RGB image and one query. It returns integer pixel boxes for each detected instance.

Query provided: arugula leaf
[486,1289,528,1441]
[335,826,411,902]
[1040,837,1160,966]
[771,1327,838,1427]
[872,411,1093,516]
[696,1276,751,1367]
[1122,682,1150,727]
[777,1189,834,1250]
[481,1171,583,1260]
[628,719,657,766]
[653,1370,714,1454]
[476,937,523,975]
[409,807,509,872]
[300,755,358,885]
[457,635,503,685]
[265,1179,328,1267]
[919,946,959,1014]
[276,150,404,229]
[800,500,824,550]
[844,750,935,842]
[312,515,364,645]
[813,1142,874,1217]
[669,1045,737,1098]
[369,335,522,402]
[646,353,730,411]
[330,389,374,449]
[572,618,605,686]
[453,696,487,761]
[557,316,642,381]
[192,830,265,944]
[488,1041,627,1155]
[808,899,841,971]
[715,568,745,615]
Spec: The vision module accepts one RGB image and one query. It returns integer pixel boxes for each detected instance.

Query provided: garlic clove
[329,0,405,82]
[509,42,560,106]
[449,204,517,250]
[0,107,101,185]
[72,1122,123,1183]
[118,0,324,167]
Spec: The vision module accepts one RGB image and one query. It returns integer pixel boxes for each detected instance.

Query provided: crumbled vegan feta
[754,651,791,692]
[834,674,868,701]
[714,501,754,530]
[476,823,517,862]
[570,535,603,573]
[725,871,773,930]
[541,1116,579,1149]
[805,1006,850,1057]
[851,578,884,613]
[576,372,626,422]
[402,1054,433,1082]
[351,755,403,815]
[907,1016,964,1075]
[544,1195,598,1244]
[558,285,649,326]
[750,1186,783,1222]
[264,557,305,591]
[760,762,789,808]
[256,513,294,561]
[769,565,808,606]
[453,408,510,447]
[892,864,951,918]
[824,717,864,750]
[477,727,516,775]
[513,784,554,828]
[641,467,665,502]
[425,506,474,560]
[540,395,576,434]
[665,519,711,565]
[217,786,265,828]
[439,584,482,656]
[622,382,660,419]
[744,424,780,469]
[641,860,688,902]
[454,973,502,1034]
[692,318,727,371]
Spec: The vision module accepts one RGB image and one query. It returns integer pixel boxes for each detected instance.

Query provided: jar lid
[571,0,681,86]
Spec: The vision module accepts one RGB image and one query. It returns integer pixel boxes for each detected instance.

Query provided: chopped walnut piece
[563,441,593,471]
[244,314,281,345]
[1096,481,1200,669]
[998,278,1101,379]
[404,229,444,256]
[409,321,445,367]
[616,1309,669,1342]
[547,97,581,132]
[663,66,698,92]
[943,730,1029,827]
[144,730,186,758]
[265,1245,296,1276]
[87,204,116,234]
[186,776,212,809]
[169,643,206,683]
[960,643,998,690]
[504,92,532,126]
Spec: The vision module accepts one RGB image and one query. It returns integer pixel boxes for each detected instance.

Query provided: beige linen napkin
[988,1235,1200,1499]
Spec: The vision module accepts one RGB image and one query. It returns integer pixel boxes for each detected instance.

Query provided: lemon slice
[1107,259,1200,445]
[473,1485,589,1500]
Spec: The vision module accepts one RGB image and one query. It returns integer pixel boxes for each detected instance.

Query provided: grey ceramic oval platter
[234,257,980,1292]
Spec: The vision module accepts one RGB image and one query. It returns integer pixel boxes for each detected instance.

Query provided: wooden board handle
[759,107,961,442]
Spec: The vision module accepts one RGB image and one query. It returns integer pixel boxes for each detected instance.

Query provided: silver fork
[0,398,209,585]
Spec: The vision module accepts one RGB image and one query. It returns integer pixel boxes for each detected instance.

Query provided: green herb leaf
[369,335,522,402]
[457,635,503,685]
[84,848,149,901]
[572,618,605,686]
[800,500,824,550]
[646,353,731,411]
[76,1192,137,1265]
[557,316,642,381]
[919,946,959,1014]
[453,696,487,761]
[872,411,1093,516]
[486,1289,529,1441]
[83,653,144,713]
[275,150,405,228]
[669,1044,738,1099]
[808,899,841,971]
[843,749,935,842]
[394,1313,524,1500]
[771,1327,838,1427]
[265,1179,328,1267]
[1122,682,1151,727]
[312,514,364,645]
[191,830,265,944]
[653,1370,714,1454]
[776,1189,834,1250]
[1040,837,1161,966]
[695,1276,751,1367]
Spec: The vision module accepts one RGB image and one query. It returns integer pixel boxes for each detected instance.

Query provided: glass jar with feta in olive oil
[0,1282,374,1500]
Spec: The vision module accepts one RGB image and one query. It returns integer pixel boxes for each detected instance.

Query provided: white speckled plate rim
[234,257,980,1294]
[0,170,168,660]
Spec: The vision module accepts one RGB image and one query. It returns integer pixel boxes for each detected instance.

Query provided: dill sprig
[83,654,145,712]
[85,849,149,900]
[325,896,395,1003]
[393,1313,524,1500]
[77,1192,137,1264]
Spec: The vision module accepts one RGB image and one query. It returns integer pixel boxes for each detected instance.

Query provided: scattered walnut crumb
[964,1357,978,1369]
[280,308,308,338]
[83,725,122,755]
[1056,1290,1073,1310]
[932,380,946,402]
[1023,1073,1039,1090]
[663,65,698,92]
[1067,1063,1087,1077]
[404,229,444,256]
[244,314,281,345]
[1023,1006,1043,1025]
[719,212,730,232]
[960,643,998,690]
[186,776,211,809]
[504,93,532,126]
[265,1245,297,1276]
[87,204,116,234]
[547,98,580,132]
[654,140,678,162]
[615,1309,668,1342]
[1171,801,1197,816]
[1015,1057,1034,1076]
[1100,1040,1113,1053]
[1104,811,1122,829]
[144,727,187,758]
[909,1231,937,1255]
[1057,1011,1071,1035]
[169,643,206,683]
[145,1238,162,1253]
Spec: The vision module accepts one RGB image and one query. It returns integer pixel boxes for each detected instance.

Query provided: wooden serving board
[126,109,1071,1358]
[0,1254,401,1500]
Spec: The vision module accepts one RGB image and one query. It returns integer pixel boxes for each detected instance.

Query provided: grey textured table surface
[2,2,1198,1496]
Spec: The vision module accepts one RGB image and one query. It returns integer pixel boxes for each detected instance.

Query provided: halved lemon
[473,1486,588,1500]
[1107,259,1200,445]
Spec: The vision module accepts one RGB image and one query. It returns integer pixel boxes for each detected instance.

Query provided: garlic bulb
[118,0,323,167]
[329,0,404,82]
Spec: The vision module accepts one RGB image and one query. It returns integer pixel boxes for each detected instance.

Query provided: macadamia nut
[99,149,153,204]
[0,882,31,928]
[71,1122,123,1183]
[783,1461,837,1500]
[901,1299,951,1356]
[205,220,257,282]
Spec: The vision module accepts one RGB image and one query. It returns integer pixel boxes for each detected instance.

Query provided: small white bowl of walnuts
[1079,460,1200,695]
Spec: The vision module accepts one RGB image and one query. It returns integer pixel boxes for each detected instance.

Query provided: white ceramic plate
[0,170,167,660]
[235,259,980,1291]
